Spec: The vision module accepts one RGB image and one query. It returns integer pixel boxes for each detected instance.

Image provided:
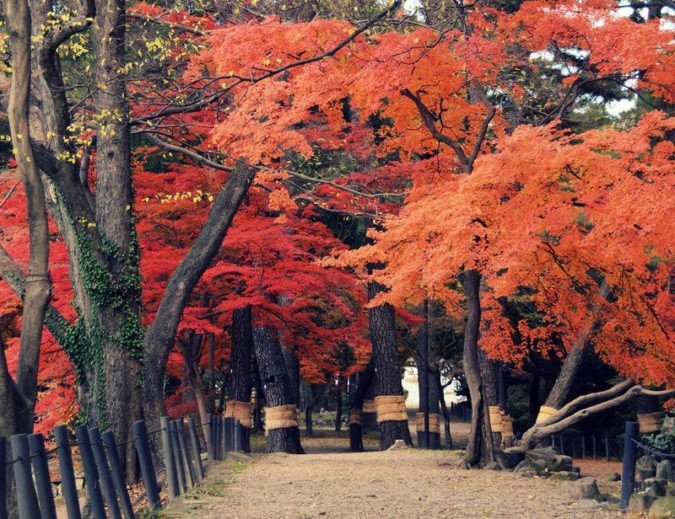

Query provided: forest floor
[160,419,624,519]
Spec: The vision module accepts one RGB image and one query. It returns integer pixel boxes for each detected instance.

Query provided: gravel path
[163,433,622,519]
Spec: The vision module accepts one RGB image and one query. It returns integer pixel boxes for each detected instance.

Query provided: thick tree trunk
[283,347,301,409]
[461,270,495,466]
[253,327,304,454]
[368,282,412,450]
[349,360,375,452]
[227,306,255,452]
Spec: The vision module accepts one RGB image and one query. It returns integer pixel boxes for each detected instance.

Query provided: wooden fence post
[234,421,243,452]
[75,425,106,519]
[10,434,40,519]
[187,418,204,481]
[53,425,82,519]
[132,421,161,510]
[620,422,639,511]
[102,431,135,519]
[87,427,121,519]
[160,417,179,498]
[28,433,57,519]
[0,436,7,519]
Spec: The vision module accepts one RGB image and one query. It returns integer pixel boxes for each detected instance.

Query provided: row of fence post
[1,415,242,519]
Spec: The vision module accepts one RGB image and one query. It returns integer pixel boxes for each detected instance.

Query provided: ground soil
[161,419,624,519]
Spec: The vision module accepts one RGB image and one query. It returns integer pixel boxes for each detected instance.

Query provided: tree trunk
[415,302,441,449]
[461,270,495,466]
[437,374,453,449]
[304,384,325,437]
[479,347,501,448]
[335,377,344,432]
[227,306,254,452]
[2,0,52,435]
[142,161,255,451]
[368,282,412,450]
[544,343,587,409]
[253,327,304,454]
[349,360,375,452]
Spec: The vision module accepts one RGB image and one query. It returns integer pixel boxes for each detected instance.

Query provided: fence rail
[1,414,243,519]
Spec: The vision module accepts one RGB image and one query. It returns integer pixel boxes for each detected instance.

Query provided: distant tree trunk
[369,282,412,450]
[462,270,495,466]
[253,327,304,454]
[415,301,441,449]
[227,306,254,452]
[304,384,325,437]
[335,377,344,432]
[349,360,375,452]
[283,347,301,409]
[178,331,211,432]
[529,374,541,426]
[479,348,501,448]
[437,374,453,449]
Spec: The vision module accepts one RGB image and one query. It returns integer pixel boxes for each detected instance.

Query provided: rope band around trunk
[415,412,441,434]
[264,404,298,430]
[362,399,376,413]
[375,395,407,424]
[224,400,253,428]
[535,405,558,424]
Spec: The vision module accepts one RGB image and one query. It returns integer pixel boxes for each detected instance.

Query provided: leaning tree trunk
[348,359,375,451]
[368,282,412,450]
[253,327,304,454]
[227,306,255,452]
[461,270,495,466]
[544,343,587,409]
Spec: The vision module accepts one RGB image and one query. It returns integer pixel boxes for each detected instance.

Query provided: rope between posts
[631,438,675,459]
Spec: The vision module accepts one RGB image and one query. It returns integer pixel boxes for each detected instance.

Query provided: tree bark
[335,377,344,432]
[544,343,587,409]
[253,327,304,454]
[227,306,254,452]
[461,270,495,466]
[368,282,412,450]
[437,374,453,449]
[349,360,375,452]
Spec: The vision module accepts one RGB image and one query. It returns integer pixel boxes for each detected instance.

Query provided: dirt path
[163,431,622,519]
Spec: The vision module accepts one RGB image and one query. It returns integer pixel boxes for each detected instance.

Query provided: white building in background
[402,365,465,409]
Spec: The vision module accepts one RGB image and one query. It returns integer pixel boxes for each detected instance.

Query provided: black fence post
[102,431,135,519]
[170,422,187,493]
[187,418,204,481]
[53,425,82,519]
[234,421,243,452]
[0,436,6,519]
[176,422,196,488]
[74,426,106,519]
[224,417,235,453]
[605,437,610,461]
[132,421,160,510]
[10,434,40,519]
[620,422,639,511]
[206,414,214,461]
[160,416,179,498]
[87,427,121,519]
[28,433,57,519]
[592,436,597,460]
[215,417,222,461]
